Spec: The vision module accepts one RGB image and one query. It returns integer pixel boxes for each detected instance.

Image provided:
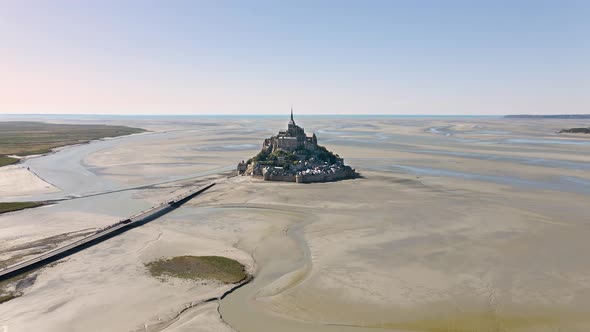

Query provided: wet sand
[215,173,590,332]
[0,116,589,331]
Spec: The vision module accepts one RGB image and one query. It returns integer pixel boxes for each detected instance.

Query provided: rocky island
[237,110,356,183]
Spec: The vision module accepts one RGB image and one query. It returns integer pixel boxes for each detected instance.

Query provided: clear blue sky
[1,0,588,115]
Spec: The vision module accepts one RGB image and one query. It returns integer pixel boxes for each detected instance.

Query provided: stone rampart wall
[264,174,296,182]
[295,168,356,183]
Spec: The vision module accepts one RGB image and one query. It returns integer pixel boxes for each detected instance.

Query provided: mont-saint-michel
[237,110,356,183]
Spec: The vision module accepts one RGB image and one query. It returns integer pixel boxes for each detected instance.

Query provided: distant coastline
[505,114,590,119]
[559,127,590,134]
[0,122,146,167]
[0,114,502,119]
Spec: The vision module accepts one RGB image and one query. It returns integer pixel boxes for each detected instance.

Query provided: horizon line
[1,113,590,117]
[0,113,563,117]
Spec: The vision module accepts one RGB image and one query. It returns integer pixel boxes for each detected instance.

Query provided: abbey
[263,109,318,153]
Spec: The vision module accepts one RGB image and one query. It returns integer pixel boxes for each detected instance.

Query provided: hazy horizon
[0,112,514,117]
[1,1,588,116]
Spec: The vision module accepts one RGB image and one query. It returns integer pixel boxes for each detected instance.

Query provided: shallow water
[320,123,590,194]
[21,131,234,201]
[384,164,590,195]
[21,132,179,199]
[502,138,590,145]
[338,141,590,171]
[196,144,259,151]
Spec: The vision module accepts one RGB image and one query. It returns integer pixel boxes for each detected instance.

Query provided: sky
[0,0,588,115]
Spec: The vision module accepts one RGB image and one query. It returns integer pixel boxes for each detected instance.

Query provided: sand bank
[0,165,59,200]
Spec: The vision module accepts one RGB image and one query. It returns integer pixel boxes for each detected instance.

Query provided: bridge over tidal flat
[0,182,215,282]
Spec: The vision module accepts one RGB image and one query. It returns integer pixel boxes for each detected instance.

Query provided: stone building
[237,160,247,175]
[262,109,317,153]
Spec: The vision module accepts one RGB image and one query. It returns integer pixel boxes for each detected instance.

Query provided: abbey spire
[289,107,295,126]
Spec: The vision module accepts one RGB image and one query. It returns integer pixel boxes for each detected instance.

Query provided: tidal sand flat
[0,116,589,331]
[0,165,59,200]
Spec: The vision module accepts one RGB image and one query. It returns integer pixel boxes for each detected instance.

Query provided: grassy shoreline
[0,202,46,215]
[0,155,20,167]
[0,122,146,167]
